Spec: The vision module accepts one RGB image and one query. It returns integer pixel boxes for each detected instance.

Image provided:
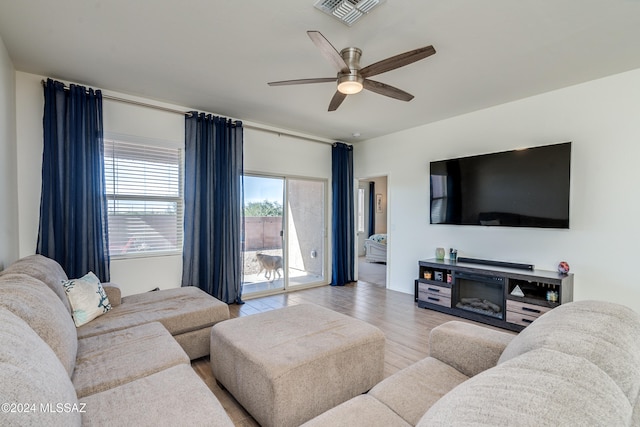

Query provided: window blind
[104,139,183,257]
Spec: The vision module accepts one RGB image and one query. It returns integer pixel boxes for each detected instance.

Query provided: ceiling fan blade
[268,77,336,86]
[360,45,436,78]
[307,30,349,73]
[328,91,347,111]
[363,79,414,101]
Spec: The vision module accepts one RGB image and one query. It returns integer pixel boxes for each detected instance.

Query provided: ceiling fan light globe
[337,73,364,94]
[338,80,363,94]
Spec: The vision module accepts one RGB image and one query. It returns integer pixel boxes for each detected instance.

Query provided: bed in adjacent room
[364,234,387,263]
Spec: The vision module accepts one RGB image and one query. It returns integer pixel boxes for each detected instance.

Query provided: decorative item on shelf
[510,285,525,297]
[434,271,443,282]
[558,261,570,274]
[446,273,452,283]
[435,247,445,260]
[449,248,458,261]
[546,290,559,302]
[423,271,432,280]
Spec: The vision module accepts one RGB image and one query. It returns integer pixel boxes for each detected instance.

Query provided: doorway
[242,174,327,296]
[357,176,388,287]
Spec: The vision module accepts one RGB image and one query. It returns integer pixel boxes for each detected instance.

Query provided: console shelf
[415,258,574,332]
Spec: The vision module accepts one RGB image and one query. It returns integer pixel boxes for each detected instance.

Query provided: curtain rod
[41,79,190,116]
[107,94,192,117]
[242,124,335,145]
[40,79,335,145]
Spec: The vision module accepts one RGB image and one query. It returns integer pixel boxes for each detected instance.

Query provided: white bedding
[364,234,387,263]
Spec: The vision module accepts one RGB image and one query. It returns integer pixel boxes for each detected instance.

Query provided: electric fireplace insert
[453,272,505,320]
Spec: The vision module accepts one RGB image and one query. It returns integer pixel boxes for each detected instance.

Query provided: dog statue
[256,252,283,282]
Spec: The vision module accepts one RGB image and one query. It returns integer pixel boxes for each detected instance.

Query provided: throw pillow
[63,272,112,327]
[369,234,387,244]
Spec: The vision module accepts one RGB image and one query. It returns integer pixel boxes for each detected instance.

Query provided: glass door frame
[242,171,329,298]
[285,176,328,290]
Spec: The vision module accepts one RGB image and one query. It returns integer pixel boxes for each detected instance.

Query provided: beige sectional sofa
[3,254,230,359]
[3,253,640,426]
[304,300,640,426]
[0,254,233,426]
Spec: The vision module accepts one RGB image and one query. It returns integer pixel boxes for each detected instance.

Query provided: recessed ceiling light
[352,132,361,137]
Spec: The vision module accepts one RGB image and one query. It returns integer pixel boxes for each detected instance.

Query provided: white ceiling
[1,0,640,143]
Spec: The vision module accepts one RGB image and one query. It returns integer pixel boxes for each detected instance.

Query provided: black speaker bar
[457,257,534,271]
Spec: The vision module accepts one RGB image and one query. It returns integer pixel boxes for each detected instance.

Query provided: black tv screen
[430,142,571,228]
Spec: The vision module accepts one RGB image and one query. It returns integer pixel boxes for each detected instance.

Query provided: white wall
[244,130,331,179]
[0,35,19,270]
[355,68,640,313]
[15,72,43,256]
[15,71,332,295]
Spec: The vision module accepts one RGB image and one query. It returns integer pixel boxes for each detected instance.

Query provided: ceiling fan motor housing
[337,47,364,94]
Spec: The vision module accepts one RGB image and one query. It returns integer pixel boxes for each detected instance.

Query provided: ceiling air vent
[313,0,385,26]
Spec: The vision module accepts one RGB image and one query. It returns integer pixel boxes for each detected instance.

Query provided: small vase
[435,247,445,260]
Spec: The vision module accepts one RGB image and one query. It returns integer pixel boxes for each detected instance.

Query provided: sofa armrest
[102,282,122,306]
[429,321,515,377]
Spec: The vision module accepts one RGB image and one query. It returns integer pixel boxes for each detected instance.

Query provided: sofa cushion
[499,300,640,407]
[0,273,78,376]
[81,364,234,427]
[0,254,72,314]
[368,357,468,425]
[72,322,189,398]
[301,395,411,427]
[0,308,81,427]
[76,286,229,339]
[419,348,632,426]
[63,271,112,327]
[429,320,515,377]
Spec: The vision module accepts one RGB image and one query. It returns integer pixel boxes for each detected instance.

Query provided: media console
[415,258,574,332]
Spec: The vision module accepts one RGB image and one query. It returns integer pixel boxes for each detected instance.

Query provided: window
[104,139,183,257]
[357,187,365,233]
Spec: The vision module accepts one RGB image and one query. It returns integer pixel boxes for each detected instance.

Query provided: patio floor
[242,268,324,295]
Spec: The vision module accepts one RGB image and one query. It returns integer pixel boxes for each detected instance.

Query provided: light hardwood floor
[191,281,486,426]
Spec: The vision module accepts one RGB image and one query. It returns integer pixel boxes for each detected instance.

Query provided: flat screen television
[430,142,571,229]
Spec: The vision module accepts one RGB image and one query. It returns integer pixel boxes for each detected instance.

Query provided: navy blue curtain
[182,112,244,304]
[368,181,375,237]
[331,142,355,286]
[37,79,110,281]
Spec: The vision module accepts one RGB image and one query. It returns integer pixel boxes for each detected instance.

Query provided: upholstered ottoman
[210,304,386,427]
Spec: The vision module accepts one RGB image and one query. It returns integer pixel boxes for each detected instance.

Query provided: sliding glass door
[286,178,326,287]
[242,174,326,296]
[242,175,285,294]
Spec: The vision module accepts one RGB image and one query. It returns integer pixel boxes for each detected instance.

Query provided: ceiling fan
[268,31,436,111]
